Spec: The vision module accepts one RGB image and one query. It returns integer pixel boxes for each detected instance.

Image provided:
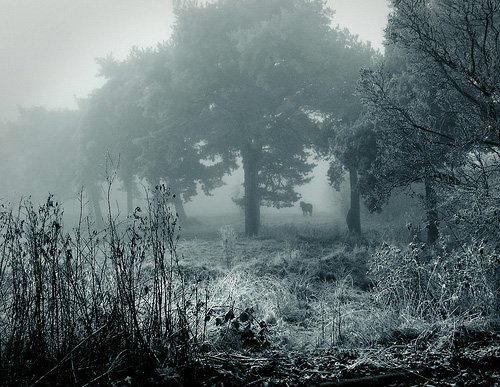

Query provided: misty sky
[0,0,390,121]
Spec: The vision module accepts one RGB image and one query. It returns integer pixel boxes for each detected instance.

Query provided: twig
[81,349,127,387]
[30,323,108,387]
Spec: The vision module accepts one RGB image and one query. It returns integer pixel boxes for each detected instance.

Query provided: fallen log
[319,370,426,386]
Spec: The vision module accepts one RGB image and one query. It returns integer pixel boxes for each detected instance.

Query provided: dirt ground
[113,334,500,386]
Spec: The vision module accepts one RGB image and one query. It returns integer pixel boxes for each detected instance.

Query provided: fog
[183,160,345,216]
[1,0,388,119]
[0,0,390,224]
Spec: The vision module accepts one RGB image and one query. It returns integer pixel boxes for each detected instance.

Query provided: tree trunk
[123,176,134,214]
[127,190,133,215]
[242,145,260,237]
[172,191,187,224]
[346,166,361,234]
[87,180,103,228]
[424,178,439,244]
[495,267,500,316]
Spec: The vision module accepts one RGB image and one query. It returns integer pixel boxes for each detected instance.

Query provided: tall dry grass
[0,186,197,385]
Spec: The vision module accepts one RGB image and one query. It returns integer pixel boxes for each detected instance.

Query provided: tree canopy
[315,32,378,234]
[151,0,354,235]
[358,0,500,243]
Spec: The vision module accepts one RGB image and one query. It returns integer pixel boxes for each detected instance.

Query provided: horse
[299,201,313,216]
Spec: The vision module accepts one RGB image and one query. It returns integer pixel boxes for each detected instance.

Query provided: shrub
[368,239,497,320]
[0,187,195,385]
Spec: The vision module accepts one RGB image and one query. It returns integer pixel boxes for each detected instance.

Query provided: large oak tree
[79,48,229,222]
[162,0,340,235]
[315,32,378,235]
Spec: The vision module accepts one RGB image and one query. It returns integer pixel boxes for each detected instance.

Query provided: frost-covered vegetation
[0,189,498,385]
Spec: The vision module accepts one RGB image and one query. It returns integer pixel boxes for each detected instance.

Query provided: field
[0,197,498,386]
[175,213,500,386]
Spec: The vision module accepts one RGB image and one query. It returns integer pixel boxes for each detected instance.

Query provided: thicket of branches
[0,188,204,385]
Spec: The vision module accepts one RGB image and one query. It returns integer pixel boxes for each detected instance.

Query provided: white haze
[0,0,388,120]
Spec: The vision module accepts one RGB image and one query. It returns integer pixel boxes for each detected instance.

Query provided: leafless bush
[0,186,198,385]
[369,240,497,320]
